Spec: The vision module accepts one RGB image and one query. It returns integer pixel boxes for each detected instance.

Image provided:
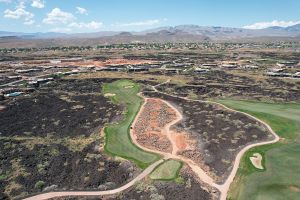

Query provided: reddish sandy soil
[132,96,218,189]
[66,59,155,67]
[174,133,188,150]
[133,97,206,174]
[133,98,176,153]
[170,131,197,155]
[24,59,155,67]
[133,98,201,158]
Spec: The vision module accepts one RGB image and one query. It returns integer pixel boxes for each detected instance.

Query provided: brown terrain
[133,98,176,153]
[22,58,155,68]
[133,98,198,155]
[60,59,155,68]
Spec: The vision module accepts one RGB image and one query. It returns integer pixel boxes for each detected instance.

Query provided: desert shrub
[222,127,230,131]
[37,161,49,174]
[232,119,244,126]
[0,174,7,181]
[34,181,45,191]
[150,193,165,200]
[244,123,253,129]
[254,124,267,132]
[49,148,59,156]
[205,119,213,126]
[216,113,224,118]
[185,178,192,188]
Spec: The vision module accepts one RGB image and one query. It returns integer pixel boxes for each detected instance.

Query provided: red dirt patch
[133,98,177,153]
[67,59,154,67]
[174,133,188,150]
[26,59,154,68]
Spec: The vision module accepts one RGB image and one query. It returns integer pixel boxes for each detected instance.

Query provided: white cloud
[31,0,44,8]
[243,20,300,29]
[44,7,103,32]
[76,6,88,15]
[43,8,76,24]
[69,21,103,29]
[4,1,34,24]
[51,21,103,33]
[112,19,162,27]
[17,1,26,9]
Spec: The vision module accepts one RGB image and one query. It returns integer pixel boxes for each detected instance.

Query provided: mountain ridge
[1,23,300,40]
[0,24,300,48]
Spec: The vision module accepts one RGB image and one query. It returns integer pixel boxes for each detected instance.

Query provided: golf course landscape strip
[150,159,183,180]
[103,80,160,169]
[218,100,300,200]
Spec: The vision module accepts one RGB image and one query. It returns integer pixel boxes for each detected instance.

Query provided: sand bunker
[250,153,263,169]
[289,185,300,192]
[104,93,116,97]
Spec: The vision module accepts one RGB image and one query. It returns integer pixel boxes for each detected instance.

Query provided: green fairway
[217,100,300,200]
[150,159,182,180]
[103,80,160,169]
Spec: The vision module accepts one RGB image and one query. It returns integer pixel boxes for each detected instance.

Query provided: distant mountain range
[0,24,300,48]
[1,24,300,39]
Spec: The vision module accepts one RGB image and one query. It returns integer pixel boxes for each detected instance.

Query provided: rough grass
[150,159,182,180]
[218,100,300,200]
[103,79,160,169]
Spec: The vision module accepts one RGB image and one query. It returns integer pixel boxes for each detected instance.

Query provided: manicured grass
[217,100,300,200]
[150,159,183,180]
[103,80,160,169]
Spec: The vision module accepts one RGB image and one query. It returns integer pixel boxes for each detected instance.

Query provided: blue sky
[0,0,300,33]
